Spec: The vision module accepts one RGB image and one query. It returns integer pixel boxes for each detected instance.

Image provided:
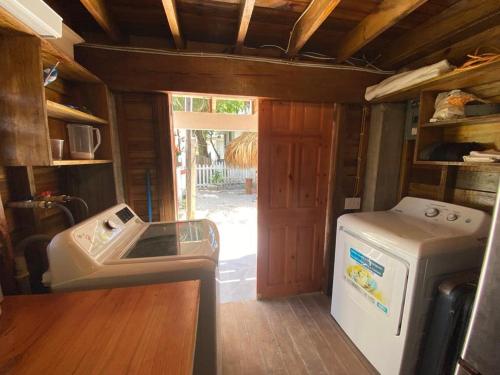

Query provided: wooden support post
[0,191,16,294]
[437,165,458,202]
[186,130,196,219]
[398,140,415,201]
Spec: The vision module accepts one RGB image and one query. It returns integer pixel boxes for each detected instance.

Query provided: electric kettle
[67,124,101,160]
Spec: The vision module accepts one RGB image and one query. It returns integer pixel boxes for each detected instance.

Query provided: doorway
[171,93,258,303]
[170,96,337,301]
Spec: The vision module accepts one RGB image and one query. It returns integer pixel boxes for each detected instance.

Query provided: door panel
[297,142,321,208]
[267,227,287,286]
[296,224,316,282]
[269,142,294,209]
[258,100,335,298]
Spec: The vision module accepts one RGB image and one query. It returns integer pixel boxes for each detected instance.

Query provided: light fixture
[0,0,62,38]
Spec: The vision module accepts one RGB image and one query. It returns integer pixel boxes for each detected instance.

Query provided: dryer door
[340,230,409,335]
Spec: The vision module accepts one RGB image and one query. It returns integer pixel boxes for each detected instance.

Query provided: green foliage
[172,95,185,111]
[211,171,224,184]
[216,99,249,114]
[172,95,251,114]
[192,97,209,112]
[172,95,209,112]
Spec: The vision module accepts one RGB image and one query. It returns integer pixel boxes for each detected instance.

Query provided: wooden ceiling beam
[286,0,341,58]
[335,0,428,63]
[235,0,255,51]
[379,0,500,69]
[161,0,185,49]
[75,44,388,103]
[80,0,123,41]
[403,24,500,70]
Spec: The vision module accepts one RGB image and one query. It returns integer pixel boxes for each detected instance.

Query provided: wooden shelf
[0,7,101,84]
[420,114,500,128]
[371,59,500,103]
[46,100,108,124]
[52,159,112,166]
[41,40,102,83]
[414,160,500,170]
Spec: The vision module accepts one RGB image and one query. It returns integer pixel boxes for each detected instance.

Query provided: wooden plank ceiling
[46,0,500,70]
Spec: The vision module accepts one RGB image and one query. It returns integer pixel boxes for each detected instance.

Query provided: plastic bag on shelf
[430,90,485,122]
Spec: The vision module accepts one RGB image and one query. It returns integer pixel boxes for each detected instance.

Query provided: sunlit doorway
[171,93,258,303]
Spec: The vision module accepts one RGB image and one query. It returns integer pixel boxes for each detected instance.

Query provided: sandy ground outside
[194,188,257,303]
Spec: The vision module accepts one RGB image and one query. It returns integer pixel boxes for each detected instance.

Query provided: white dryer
[331,197,491,375]
[44,204,220,375]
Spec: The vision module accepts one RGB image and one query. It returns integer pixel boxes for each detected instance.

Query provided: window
[172,95,254,115]
[214,98,252,115]
[172,95,210,112]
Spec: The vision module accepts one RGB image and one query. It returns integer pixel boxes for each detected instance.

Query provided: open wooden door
[257,100,335,298]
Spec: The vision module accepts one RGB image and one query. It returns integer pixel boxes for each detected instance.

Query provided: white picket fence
[196,161,256,187]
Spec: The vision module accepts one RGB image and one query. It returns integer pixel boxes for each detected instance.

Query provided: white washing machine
[44,203,220,375]
[331,197,491,375]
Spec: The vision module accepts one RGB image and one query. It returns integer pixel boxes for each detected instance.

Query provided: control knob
[105,218,120,230]
[425,208,440,217]
[447,213,458,221]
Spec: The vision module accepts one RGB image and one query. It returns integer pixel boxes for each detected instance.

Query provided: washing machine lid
[107,220,219,263]
[339,198,490,258]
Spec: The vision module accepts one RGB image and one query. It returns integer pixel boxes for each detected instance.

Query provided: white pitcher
[67,124,101,160]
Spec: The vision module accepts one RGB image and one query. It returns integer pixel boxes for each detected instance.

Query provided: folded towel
[463,155,498,163]
[365,60,454,101]
[469,149,500,160]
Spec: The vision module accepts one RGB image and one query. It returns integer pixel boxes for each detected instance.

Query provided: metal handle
[92,128,101,154]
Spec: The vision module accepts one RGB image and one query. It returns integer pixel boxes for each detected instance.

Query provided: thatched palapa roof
[224,132,257,169]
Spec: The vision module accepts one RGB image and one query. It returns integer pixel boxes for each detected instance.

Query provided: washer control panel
[392,196,490,235]
[424,208,440,217]
[72,204,143,259]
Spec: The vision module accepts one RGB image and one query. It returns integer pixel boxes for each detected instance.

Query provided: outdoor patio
[195,188,257,303]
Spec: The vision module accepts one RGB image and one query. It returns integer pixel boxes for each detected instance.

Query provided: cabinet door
[257,100,334,298]
[0,36,51,166]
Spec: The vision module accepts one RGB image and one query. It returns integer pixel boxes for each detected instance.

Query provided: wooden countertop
[0,281,200,375]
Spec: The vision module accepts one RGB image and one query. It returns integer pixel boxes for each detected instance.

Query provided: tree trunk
[194,130,209,160]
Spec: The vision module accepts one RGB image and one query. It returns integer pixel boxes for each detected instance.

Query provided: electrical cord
[68,197,89,219]
[255,44,393,72]
[285,0,315,54]
[81,43,392,74]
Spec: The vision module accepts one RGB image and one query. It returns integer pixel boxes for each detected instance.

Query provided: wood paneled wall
[115,92,176,222]
[324,103,369,293]
[0,167,67,239]
[0,164,118,293]
[399,141,499,213]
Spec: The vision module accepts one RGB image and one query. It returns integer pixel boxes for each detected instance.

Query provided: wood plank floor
[220,293,378,375]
